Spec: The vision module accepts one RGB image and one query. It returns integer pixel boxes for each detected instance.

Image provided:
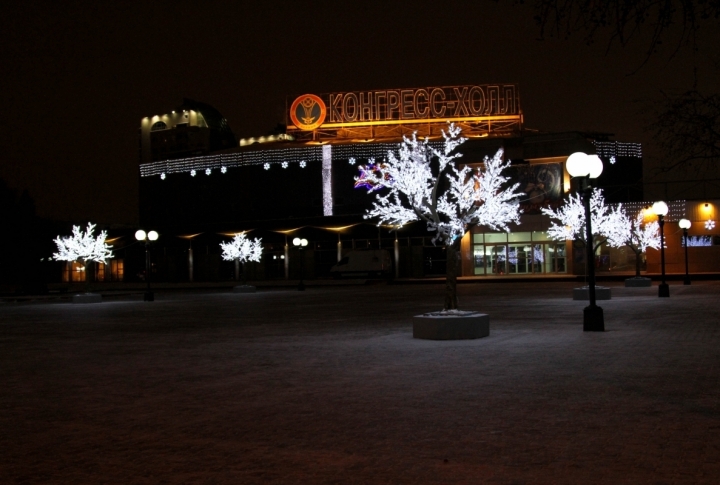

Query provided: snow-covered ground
[2,281,719,484]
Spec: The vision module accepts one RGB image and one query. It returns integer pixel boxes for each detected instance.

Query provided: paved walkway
[1,281,719,484]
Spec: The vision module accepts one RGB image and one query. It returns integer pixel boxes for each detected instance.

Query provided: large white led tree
[53,223,113,291]
[358,124,523,310]
[623,212,661,277]
[220,233,263,285]
[541,187,628,257]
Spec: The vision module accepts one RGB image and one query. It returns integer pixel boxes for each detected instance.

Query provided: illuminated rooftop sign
[288,84,520,131]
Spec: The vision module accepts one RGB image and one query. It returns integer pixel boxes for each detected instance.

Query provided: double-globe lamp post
[293,237,308,291]
[566,152,604,332]
[652,201,670,297]
[679,218,692,285]
[135,229,159,301]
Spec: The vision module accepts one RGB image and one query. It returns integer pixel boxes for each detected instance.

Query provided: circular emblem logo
[290,94,326,131]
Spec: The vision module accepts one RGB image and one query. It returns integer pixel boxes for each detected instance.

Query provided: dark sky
[1,1,717,225]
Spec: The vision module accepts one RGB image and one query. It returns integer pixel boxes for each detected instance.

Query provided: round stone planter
[233,285,257,293]
[625,277,652,287]
[72,293,103,304]
[572,286,611,300]
[413,311,489,340]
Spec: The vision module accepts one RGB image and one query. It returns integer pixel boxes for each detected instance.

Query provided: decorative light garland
[592,140,643,159]
[139,145,323,178]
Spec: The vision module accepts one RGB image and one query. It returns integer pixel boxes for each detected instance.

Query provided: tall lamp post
[652,201,670,297]
[679,218,691,285]
[135,229,159,301]
[566,152,604,332]
[293,237,308,291]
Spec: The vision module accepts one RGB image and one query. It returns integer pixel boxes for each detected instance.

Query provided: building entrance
[472,232,567,276]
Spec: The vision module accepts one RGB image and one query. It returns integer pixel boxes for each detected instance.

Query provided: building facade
[82,84,713,284]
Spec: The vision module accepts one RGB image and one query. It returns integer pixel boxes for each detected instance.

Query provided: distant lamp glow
[587,155,604,178]
[653,201,670,297]
[565,152,589,177]
[679,218,691,285]
[135,229,159,301]
[292,237,309,291]
[566,152,603,179]
[652,201,669,217]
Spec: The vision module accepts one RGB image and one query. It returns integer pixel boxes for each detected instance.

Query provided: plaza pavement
[1,280,719,484]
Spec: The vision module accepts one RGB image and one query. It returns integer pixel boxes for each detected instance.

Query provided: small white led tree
[53,223,113,292]
[623,211,661,277]
[220,233,263,285]
[541,188,628,256]
[358,124,523,310]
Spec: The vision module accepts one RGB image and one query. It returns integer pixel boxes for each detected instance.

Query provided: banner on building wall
[507,163,564,214]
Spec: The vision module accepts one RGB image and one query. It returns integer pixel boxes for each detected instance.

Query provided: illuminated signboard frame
[287,84,521,132]
[289,94,327,131]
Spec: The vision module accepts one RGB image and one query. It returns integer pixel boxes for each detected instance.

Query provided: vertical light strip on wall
[322,145,333,216]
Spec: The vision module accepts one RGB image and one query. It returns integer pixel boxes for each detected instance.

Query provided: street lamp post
[135,229,159,301]
[566,152,604,332]
[679,218,691,285]
[653,201,670,297]
[292,237,308,291]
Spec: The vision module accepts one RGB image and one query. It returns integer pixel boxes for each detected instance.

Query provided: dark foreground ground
[1,281,719,484]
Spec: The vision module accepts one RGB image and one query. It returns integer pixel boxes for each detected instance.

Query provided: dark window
[151,121,167,131]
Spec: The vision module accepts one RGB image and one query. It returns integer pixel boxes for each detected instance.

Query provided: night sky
[2,1,717,225]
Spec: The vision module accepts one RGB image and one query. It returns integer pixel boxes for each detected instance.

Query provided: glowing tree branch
[358,124,523,310]
[623,212,661,277]
[541,188,628,252]
[53,223,113,291]
[220,233,263,284]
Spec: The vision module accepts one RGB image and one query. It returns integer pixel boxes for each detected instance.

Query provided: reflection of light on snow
[705,220,716,230]
[684,235,713,247]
